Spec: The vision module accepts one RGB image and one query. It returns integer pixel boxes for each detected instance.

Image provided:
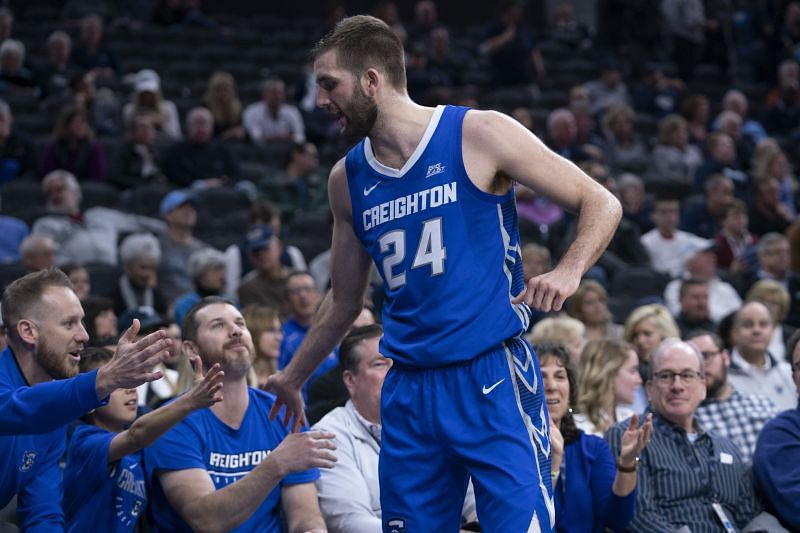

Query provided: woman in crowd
[575,340,641,436]
[81,295,118,345]
[600,104,649,175]
[648,114,703,193]
[568,280,622,341]
[204,71,246,141]
[746,279,795,361]
[242,304,283,388]
[122,69,181,140]
[528,315,586,367]
[41,104,107,181]
[62,263,91,300]
[623,303,679,411]
[679,93,709,146]
[535,342,652,533]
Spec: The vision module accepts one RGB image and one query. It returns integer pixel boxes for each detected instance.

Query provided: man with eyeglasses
[753,333,800,531]
[688,330,778,464]
[607,338,762,532]
[728,301,796,411]
[279,271,338,400]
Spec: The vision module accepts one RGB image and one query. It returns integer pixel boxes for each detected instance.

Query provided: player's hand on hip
[265,370,307,433]
[272,430,337,474]
[183,356,224,409]
[95,319,173,398]
[512,269,580,312]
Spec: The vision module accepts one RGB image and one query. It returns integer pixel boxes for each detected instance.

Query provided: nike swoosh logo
[363,182,380,196]
[482,378,505,395]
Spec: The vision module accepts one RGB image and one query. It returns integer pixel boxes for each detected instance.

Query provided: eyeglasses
[652,370,704,386]
[700,349,722,360]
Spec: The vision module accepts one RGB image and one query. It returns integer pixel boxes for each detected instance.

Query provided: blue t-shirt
[345,105,531,368]
[64,424,146,533]
[144,388,319,532]
[278,318,338,399]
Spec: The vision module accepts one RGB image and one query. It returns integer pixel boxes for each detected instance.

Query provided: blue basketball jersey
[345,105,531,368]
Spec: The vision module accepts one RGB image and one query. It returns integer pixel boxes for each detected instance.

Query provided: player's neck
[368,96,434,169]
[9,342,51,385]
[211,376,250,430]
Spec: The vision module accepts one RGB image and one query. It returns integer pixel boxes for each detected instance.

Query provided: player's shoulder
[462,108,510,135]
[329,157,347,182]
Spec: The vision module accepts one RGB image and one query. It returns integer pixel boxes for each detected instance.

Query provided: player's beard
[342,87,378,140]
[36,336,79,380]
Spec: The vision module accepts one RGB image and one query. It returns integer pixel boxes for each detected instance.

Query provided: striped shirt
[606,412,761,533]
[695,390,778,465]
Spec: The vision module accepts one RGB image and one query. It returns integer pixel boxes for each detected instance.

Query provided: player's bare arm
[281,482,328,533]
[157,430,336,532]
[462,110,622,311]
[267,158,373,431]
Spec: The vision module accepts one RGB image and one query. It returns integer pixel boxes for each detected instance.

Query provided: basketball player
[268,15,621,532]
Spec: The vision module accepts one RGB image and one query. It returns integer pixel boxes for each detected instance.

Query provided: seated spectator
[693,133,749,197]
[62,262,90,300]
[63,346,223,533]
[720,89,767,144]
[765,59,800,136]
[144,297,330,532]
[156,189,209,305]
[527,315,586,366]
[279,272,338,400]
[606,339,763,531]
[728,301,796,411]
[680,173,735,239]
[162,106,239,188]
[745,233,800,327]
[0,214,27,262]
[752,146,797,218]
[647,114,703,194]
[478,0,545,86]
[81,295,118,344]
[243,78,305,146]
[640,195,710,278]
[663,247,742,323]
[173,247,228,328]
[574,339,641,436]
[586,57,631,117]
[679,94,709,146]
[545,108,590,163]
[68,69,122,136]
[714,110,753,171]
[406,0,438,49]
[33,170,164,265]
[689,330,778,464]
[752,337,800,532]
[204,71,245,141]
[110,112,166,189]
[747,280,796,361]
[672,279,715,337]
[0,99,35,181]
[536,342,651,533]
[313,324,478,532]
[37,30,78,102]
[0,39,36,94]
[567,279,622,341]
[237,224,289,310]
[258,142,326,216]
[19,234,56,273]
[245,199,308,274]
[406,27,464,98]
[40,104,108,182]
[549,1,592,50]
[599,104,649,175]
[631,62,685,118]
[617,173,653,234]
[122,69,181,141]
[242,305,282,388]
[714,199,756,272]
[623,304,680,411]
[112,233,167,317]
[69,14,120,78]
[521,242,551,281]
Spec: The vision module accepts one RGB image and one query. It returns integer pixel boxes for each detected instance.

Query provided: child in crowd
[63,347,224,532]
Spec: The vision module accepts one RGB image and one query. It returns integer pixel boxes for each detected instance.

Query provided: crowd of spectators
[1,0,800,531]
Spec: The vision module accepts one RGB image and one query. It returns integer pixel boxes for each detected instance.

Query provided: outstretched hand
[619,413,654,467]
[512,268,580,312]
[184,356,224,409]
[272,430,337,474]
[95,319,173,399]
[265,370,307,433]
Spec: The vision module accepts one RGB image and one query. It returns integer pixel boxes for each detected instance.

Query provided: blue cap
[245,224,274,252]
[160,190,196,217]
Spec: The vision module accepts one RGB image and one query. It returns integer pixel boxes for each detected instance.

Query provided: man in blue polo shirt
[145,297,334,532]
[0,269,174,530]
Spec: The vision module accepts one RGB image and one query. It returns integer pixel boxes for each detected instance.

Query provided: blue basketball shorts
[379,337,555,532]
